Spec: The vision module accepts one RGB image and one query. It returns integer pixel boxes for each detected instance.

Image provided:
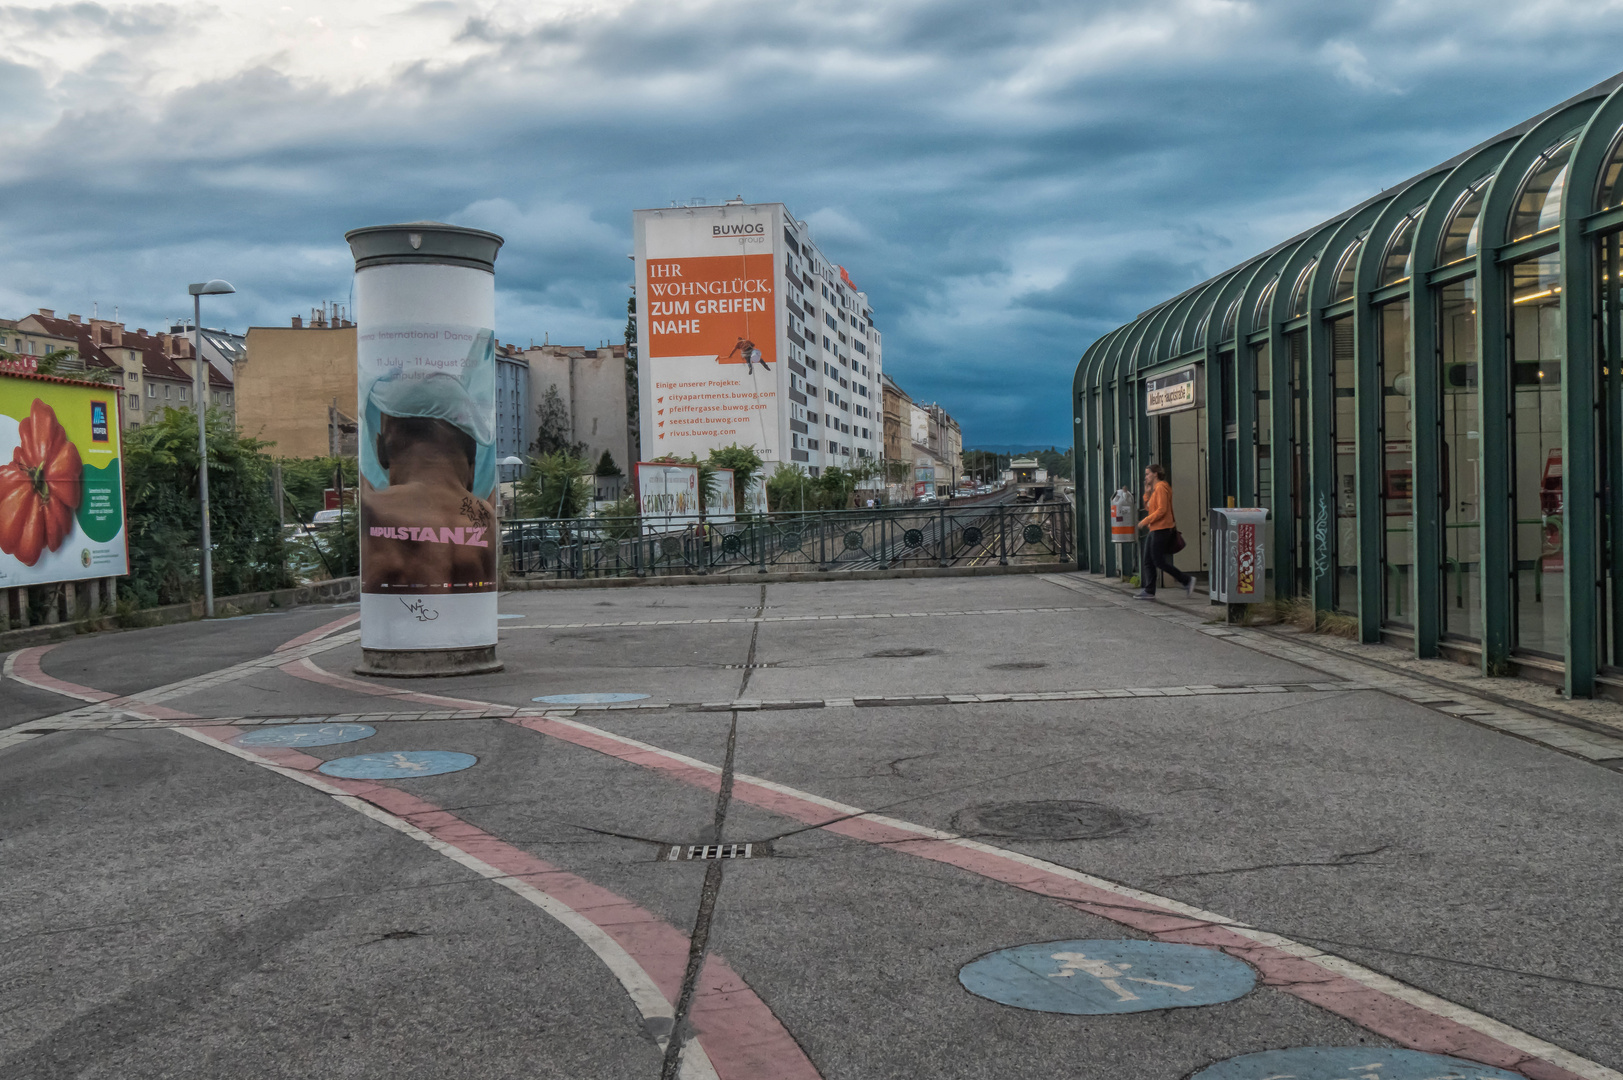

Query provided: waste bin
[1209,507,1269,603]
[1109,488,1136,544]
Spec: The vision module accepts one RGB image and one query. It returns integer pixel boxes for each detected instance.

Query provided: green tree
[123,407,290,607]
[765,461,813,512]
[595,450,623,477]
[515,451,593,518]
[705,443,763,512]
[816,465,858,510]
[531,385,585,457]
[624,293,640,461]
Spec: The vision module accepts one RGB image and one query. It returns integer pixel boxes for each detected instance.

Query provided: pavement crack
[1155,844,1394,883]
[661,585,760,1079]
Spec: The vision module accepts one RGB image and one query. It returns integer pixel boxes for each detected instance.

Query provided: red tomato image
[0,398,84,566]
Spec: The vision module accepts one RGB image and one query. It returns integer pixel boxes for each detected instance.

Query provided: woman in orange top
[1135,462,1194,599]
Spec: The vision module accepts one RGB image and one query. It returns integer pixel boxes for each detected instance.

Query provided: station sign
[1145,365,1198,415]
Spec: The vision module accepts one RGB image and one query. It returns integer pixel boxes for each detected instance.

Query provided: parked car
[310,508,346,530]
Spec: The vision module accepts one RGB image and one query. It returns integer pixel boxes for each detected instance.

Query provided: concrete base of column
[354,646,503,678]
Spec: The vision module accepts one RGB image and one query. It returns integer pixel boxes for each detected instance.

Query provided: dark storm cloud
[4,0,1623,443]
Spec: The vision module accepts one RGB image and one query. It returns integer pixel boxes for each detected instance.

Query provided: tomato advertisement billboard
[0,374,127,587]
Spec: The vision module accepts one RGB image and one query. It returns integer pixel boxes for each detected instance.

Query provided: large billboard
[0,374,127,587]
[637,206,780,462]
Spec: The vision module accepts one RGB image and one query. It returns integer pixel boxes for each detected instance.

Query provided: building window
[129,394,139,411]
[226,393,232,406]
[164,385,171,399]
[148,384,157,397]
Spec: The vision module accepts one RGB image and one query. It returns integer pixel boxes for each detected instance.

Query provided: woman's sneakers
[1132,589,1154,600]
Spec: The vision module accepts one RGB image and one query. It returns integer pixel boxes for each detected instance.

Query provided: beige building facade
[515,343,634,475]
[236,311,358,459]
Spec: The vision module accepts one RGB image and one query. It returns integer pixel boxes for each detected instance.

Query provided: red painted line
[184,725,819,1080]
[273,611,361,652]
[509,715,1590,1080]
[279,656,512,713]
[8,644,117,703]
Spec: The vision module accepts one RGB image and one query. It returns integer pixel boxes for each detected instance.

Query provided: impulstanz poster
[637,207,781,462]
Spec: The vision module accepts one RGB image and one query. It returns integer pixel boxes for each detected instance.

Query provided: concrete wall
[237,325,357,459]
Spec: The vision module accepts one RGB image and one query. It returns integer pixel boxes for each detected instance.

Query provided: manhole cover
[866,647,937,658]
[236,723,374,748]
[843,530,864,551]
[951,800,1135,840]
[781,530,802,551]
[721,534,742,555]
[903,528,924,548]
[961,526,983,546]
[661,536,683,556]
[1023,523,1045,543]
[960,939,1256,1015]
[317,751,477,780]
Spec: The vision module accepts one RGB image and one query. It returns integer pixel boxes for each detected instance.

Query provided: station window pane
[1219,296,1241,342]
[1289,258,1317,319]
[1330,236,1364,303]
[1378,301,1413,627]
[1438,279,1481,640]
[1509,253,1565,657]
[1379,211,1421,287]
[1438,175,1492,266]
[1330,318,1357,614]
[1252,277,1278,332]
[1508,136,1576,243]
[1598,127,1623,211]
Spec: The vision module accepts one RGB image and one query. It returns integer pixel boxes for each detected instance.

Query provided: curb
[0,577,359,652]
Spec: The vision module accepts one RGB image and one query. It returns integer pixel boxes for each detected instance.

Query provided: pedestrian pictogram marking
[1189,1048,1529,1079]
[532,693,651,704]
[235,723,374,748]
[958,939,1254,1014]
[316,750,477,779]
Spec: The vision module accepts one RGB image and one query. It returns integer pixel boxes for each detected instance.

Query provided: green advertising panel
[0,374,129,587]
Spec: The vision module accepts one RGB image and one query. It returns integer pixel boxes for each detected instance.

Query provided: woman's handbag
[1172,529,1187,553]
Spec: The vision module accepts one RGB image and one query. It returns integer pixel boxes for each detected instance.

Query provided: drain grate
[659,842,770,861]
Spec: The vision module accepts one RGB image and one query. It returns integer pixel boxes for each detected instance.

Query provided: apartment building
[11,309,232,431]
[632,199,882,474]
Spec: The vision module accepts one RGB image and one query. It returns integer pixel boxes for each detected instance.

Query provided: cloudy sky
[3,0,1623,446]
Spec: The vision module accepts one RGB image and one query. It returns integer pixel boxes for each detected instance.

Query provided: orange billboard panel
[646,253,775,367]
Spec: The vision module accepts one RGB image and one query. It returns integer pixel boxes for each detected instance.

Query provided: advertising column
[346,221,505,677]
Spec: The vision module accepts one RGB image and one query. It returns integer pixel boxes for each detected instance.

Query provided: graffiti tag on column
[1314,492,1331,579]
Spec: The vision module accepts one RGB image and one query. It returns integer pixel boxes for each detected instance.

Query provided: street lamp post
[188,279,235,617]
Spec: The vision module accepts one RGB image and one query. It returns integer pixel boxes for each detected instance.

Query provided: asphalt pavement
[2,574,1619,1080]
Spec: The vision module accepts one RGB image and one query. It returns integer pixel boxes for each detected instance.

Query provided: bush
[123,407,290,607]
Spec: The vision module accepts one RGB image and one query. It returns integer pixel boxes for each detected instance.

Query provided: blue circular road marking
[959,939,1254,1014]
[235,723,375,748]
[1191,1048,1527,1079]
[532,693,650,704]
[317,751,477,779]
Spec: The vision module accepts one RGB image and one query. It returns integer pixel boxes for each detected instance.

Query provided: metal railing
[502,499,1073,580]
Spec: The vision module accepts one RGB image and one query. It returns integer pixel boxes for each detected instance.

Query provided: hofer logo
[713,223,764,237]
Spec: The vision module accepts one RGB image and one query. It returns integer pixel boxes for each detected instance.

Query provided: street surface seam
[6,682,1376,734]
[1040,575,1623,768]
[274,651,1620,1080]
[495,604,1096,629]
